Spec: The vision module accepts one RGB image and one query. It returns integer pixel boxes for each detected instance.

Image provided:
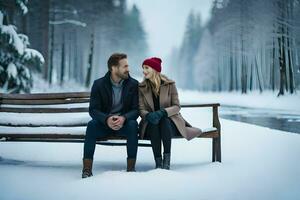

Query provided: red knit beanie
[142,57,162,72]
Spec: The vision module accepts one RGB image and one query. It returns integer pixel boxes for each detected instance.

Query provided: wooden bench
[0,92,221,162]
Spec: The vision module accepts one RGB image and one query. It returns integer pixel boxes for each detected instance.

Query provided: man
[82,53,139,178]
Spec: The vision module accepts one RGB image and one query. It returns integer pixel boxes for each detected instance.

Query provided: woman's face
[142,65,155,79]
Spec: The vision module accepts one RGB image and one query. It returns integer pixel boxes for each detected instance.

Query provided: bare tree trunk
[287,0,295,94]
[235,51,238,90]
[250,62,253,91]
[42,0,50,81]
[217,55,222,92]
[74,30,78,82]
[241,54,247,93]
[48,23,54,84]
[85,33,94,88]
[48,1,55,84]
[271,36,275,91]
[287,31,295,94]
[68,30,72,82]
[60,33,65,86]
[277,0,287,96]
[255,55,263,93]
[229,40,234,91]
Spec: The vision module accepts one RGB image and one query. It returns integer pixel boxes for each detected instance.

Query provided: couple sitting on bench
[82,53,202,178]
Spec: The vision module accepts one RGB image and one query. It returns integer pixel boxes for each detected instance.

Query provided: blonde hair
[145,72,168,97]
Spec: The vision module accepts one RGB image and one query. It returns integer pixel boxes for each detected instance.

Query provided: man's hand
[106,115,126,130]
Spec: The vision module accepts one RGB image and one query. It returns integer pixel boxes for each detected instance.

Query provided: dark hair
[107,53,127,71]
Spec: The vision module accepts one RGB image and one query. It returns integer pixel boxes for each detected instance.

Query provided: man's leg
[82,119,110,178]
[118,120,138,171]
[84,119,110,159]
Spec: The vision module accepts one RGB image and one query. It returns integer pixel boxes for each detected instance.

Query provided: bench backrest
[0,92,220,140]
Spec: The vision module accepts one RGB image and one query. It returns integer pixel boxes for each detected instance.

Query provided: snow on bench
[0,92,221,162]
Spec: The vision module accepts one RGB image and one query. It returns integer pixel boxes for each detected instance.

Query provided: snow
[0,25,25,55]
[23,48,45,63]
[0,112,87,126]
[49,19,87,27]
[17,0,28,14]
[18,34,30,47]
[1,82,300,199]
[0,107,213,133]
[0,111,299,199]
[31,73,87,93]
[179,90,300,114]
[6,62,17,79]
[0,11,3,25]
[0,125,86,135]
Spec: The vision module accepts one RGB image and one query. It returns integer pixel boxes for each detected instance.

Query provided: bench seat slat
[0,107,89,113]
[0,104,219,113]
[0,92,90,100]
[1,98,90,105]
[0,128,218,140]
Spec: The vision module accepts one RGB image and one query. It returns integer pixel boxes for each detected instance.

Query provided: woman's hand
[146,109,167,125]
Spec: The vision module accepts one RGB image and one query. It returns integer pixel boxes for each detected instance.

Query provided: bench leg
[212,137,222,162]
[216,137,221,162]
[212,138,216,162]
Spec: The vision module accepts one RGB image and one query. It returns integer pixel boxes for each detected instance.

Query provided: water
[220,105,300,134]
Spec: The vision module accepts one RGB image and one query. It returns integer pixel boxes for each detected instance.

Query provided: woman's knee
[160,117,172,126]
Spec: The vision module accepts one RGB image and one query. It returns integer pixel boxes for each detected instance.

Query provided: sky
[127,0,213,59]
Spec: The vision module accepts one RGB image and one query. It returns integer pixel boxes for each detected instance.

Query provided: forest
[171,0,300,96]
[1,0,300,96]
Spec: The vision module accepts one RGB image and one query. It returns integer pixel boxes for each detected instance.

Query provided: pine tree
[178,11,203,89]
[122,4,148,76]
[0,0,44,93]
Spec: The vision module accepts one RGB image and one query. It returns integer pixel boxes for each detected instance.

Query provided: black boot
[82,159,93,178]
[163,153,171,170]
[155,157,163,169]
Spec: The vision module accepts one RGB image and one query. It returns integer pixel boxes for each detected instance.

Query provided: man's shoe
[82,159,93,178]
[127,158,136,172]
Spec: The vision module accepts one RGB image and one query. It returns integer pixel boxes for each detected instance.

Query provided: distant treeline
[170,0,300,96]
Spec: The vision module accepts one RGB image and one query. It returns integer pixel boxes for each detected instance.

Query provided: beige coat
[138,77,202,140]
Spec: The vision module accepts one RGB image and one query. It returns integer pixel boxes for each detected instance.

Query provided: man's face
[113,58,129,80]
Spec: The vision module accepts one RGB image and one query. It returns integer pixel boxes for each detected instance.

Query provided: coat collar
[139,75,174,111]
[139,75,174,87]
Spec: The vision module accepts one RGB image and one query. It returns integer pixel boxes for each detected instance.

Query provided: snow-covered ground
[179,89,300,114]
[1,74,299,199]
[0,108,300,200]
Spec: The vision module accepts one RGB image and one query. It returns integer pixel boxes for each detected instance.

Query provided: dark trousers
[83,119,138,159]
[145,117,176,158]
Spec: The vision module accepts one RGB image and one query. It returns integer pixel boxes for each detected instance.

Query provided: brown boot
[82,159,93,178]
[127,158,136,172]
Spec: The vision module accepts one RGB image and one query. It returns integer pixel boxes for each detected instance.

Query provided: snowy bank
[179,89,300,113]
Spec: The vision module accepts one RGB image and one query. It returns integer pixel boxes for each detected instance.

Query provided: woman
[138,57,202,170]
